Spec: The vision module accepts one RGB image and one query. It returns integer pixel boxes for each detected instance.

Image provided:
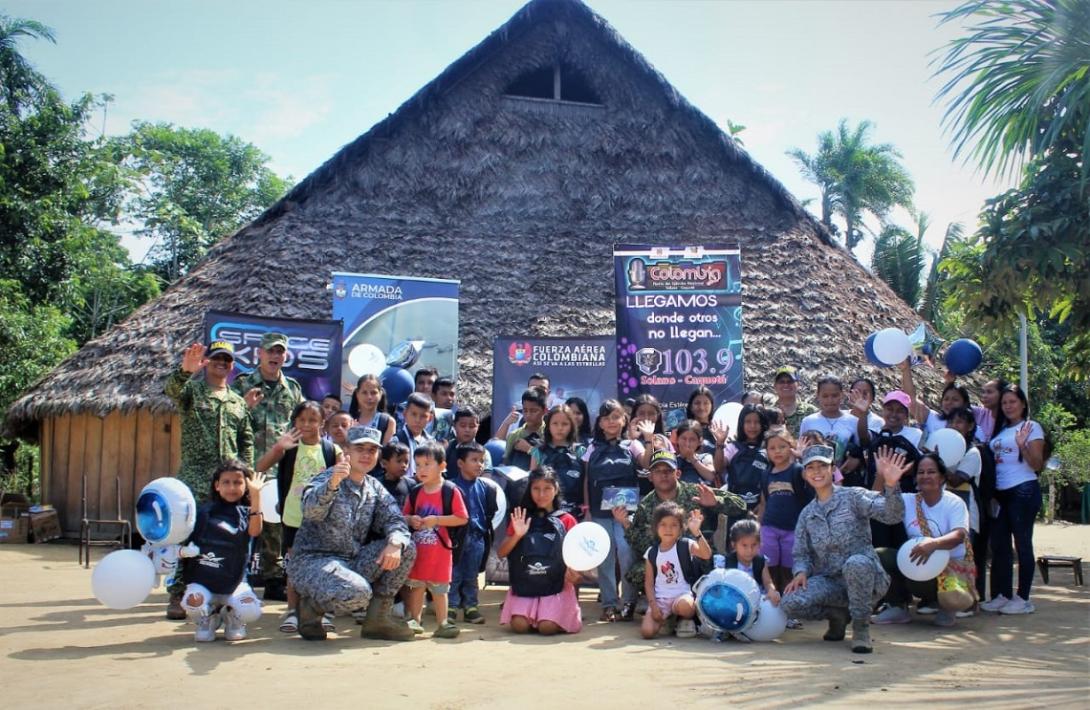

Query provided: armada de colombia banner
[613,244,744,429]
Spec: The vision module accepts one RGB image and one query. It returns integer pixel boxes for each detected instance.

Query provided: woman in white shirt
[980,385,1045,616]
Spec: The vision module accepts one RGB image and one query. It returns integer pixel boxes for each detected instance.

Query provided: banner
[332,272,460,401]
[203,310,343,402]
[613,244,744,429]
[492,337,616,433]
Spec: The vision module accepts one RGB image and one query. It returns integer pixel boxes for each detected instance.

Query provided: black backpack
[183,503,252,595]
[408,480,469,565]
[727,443,768,510]
[647,539,700,589]
[508,512,567,597]
[852,430,922,492]
[277,439,338,516]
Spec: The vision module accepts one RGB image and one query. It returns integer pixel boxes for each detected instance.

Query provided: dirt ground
[1,522,1087,710]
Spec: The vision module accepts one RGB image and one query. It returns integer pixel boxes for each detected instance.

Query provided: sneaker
[448,608,459,622]
[675,619,697,638]
[871,606,912,625]
[980,595,1010,613]
[279,609,299,634]
[998,596,1035,615]
[786,618,803,630]
[406,619,425,635]
[463,607,485,625]
[729,631,752,643]
[194,613,220,643]
[434,620,460,639]
[915,603,939,616]
[321,612,336,632]
[955,608,975,619]
[224,611,247,641]
[934,610,956,628]
[620,602,636,621]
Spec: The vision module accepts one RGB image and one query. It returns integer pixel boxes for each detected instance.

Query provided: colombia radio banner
[613,244,744,429]
[331,272,460,401]
[492,337,617,434]
[203,310,344,402]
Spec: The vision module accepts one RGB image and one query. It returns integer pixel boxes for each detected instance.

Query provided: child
[325,410,353,451]
[581,399,639,622]
[673,420,716,485]
[446,407,492,475]
[504,387,547,470]
[724,519,780,640]
[498,467,583,634]
[429,376,457,442]
[378,441,412,508]
[564,396,593,446]
[256,401,342,634]
[715,405,770,520]
[319,394,342,426]
[685,386,718,453]
[530,405,586,515]
[641,502,711,639]
[757,428,811,627]
[179,459,264,642]
[349,374,395,444]
[449,442,498,624]
[799,375,858,465]
[403,441,468,638]
[396,392,435,477]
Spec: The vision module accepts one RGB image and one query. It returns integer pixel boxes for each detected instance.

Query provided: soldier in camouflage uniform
[232,332,304,599]
[781,444,909,654]
[288,425,416,641]
[621,450,746,591]
[163,340,254,617]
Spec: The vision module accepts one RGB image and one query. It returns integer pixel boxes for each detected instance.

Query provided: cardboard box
[0,492,30,544]
[28,510,61,543]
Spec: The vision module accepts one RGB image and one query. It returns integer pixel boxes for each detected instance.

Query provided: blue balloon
[945,338,983,375]
[484,439,507,467]
[380,366,415,407]
[864,333,884,367]
[697,580,757,632]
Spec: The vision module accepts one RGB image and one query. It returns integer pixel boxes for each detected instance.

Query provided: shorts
[282,524,298,551]
[761,525,795,568]
[654,594,694,617]
[406,578,450,594]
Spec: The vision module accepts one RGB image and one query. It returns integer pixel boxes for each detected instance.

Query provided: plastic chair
[79,475,132,568]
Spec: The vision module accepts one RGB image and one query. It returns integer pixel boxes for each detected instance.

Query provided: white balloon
[348,343,386,377]
[927,428,968,470]
[135,478,197,544]
[91,550,157,609]
[260,481,281,524]
[562,522,612,571]
[897,536,951,582]
[747,597,788,641]
[712,402,744,432]
[478,476,507,530]
[873,328,912,366]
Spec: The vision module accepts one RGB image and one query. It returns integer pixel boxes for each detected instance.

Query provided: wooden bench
[1036,555,1084,586]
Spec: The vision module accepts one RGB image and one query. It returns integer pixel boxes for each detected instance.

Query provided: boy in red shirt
[403,441,468,638]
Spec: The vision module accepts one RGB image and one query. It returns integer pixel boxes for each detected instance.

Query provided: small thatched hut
[6,0,940,533]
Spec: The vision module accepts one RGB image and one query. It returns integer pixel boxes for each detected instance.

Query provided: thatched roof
[5,0,942,439]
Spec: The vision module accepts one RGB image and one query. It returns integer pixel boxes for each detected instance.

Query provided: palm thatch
[5,0,942,439]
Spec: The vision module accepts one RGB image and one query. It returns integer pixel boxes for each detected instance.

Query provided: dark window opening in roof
[504,63,601,105]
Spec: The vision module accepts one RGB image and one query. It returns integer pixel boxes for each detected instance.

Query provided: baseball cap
[883,390,912,410]
[774,366,799,382]
[800,444,835,466]
[648,450,678,471]
[260,332,289,350]
[207,340,235,359]
[347,425,382,447]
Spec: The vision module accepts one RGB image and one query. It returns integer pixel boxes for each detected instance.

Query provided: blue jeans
[593,518,635,609]
[990,479,1041,600]
[449,531,487,610]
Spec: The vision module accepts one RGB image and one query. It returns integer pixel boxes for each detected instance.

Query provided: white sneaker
[675,619,697,638]
[955,609,975,619]
[871,606,912,625]
[224,611,246,641]
[998,596,1035,615]
[194,612,220,642]
[915,603,939,616]
[979,595,1010,613]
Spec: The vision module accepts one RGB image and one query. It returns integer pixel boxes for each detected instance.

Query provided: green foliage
[1051,429,1090,487]
[871,224,925,307]
[1036,402,1077,446]
[0,14,55,116]
[919,222,964,325]
[787,119,915,251]
[934,0,1090,180]
[0,280,75,414]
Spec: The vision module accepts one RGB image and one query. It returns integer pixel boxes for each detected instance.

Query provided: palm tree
[788,119,915,252]
[919,221,964,324]
[871,212,930,308]
[934,0,1090,179]
[0,14,56,115]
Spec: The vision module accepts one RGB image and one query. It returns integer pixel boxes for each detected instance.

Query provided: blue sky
[10,0,1011,263]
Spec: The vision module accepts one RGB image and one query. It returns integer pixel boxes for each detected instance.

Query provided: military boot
[360,596,415,642]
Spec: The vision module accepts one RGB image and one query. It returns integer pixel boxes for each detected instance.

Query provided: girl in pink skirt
[498,468,583,635]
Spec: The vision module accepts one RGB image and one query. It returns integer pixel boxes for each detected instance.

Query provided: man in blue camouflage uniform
[288,425,416,641]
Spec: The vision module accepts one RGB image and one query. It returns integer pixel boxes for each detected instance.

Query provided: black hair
[816,374,844,393]
[210,458,255,505]
[763,406,786,427]
[917,452,948,478]
[528,372,550,387]
[405,391,433,413]
[729,518,761,543]
[290,400,325,426]
[543,405,578,447]
[521,386,547,409]
[380,440,410,461]
[518,466,562,515]
[936,382,973,420]
[348,374,388,419]
[981,377,1011,439]
[994,384,1032,461]
[623,397,636,413]
[652,501,686,534]
[414,366,438,385]
[685,386,716,423]
[455,441,486,463]
[736,404,770,445]
[632,393,666,434]
[564,396,593,439]
[412,440,446,464]
[850,377,877,400]
[453,406,479,422]
[673,419,704,446]
[593,398,629,443]
[322,393,342,404]
[431,376,455,395]
[947,406,977,445]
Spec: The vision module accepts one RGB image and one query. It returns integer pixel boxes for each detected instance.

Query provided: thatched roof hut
[6,0,939,532]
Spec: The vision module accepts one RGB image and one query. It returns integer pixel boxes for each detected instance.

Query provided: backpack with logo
[408,480,469,565]
[183,502,252,594]
[508,512,567,597]
[727,443,768,511]
[855,430,922,493]
[537,444,583,510]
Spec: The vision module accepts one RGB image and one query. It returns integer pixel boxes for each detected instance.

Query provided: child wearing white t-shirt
[641,502,711,639]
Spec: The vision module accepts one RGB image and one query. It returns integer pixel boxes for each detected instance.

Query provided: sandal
[599,606,619,622]
[279,610,299,634]
[620,603,636,621]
